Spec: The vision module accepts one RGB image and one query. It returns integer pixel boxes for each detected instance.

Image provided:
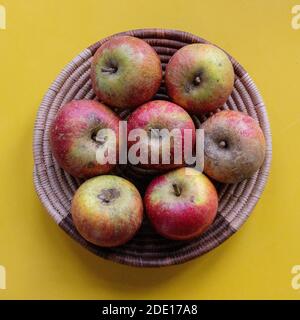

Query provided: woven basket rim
[33,28,272,267]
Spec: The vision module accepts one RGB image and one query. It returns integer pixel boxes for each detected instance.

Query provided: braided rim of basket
[33,29,272,267]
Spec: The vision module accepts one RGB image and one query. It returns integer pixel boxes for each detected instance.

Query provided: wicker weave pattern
[33,29,272,267]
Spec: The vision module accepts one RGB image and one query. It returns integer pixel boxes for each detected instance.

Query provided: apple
[50,100,120,179]
[91,35,162,109]
[127,100,196,170]
[71,175,143,247]
[165,44,234,115]
[144,167,218,240]
[201,110,266,183]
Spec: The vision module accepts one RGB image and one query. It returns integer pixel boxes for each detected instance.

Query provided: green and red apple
[201,110,266,183]
[144,167,218,240]
[91,36,162,109]
[165,44,234,115]
[71,175,143,247]
[50,100,120,179]
[127,100,196,170]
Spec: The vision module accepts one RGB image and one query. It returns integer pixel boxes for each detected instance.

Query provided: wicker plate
[33,29,272,267]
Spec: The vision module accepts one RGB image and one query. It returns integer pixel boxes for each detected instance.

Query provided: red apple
[127,100,196,170]
[144,167,218,240]
[165,44,234,115]
[50,100,120,179]
[71,175,143,247]
[91,36,162,109]
[201,110,266,183]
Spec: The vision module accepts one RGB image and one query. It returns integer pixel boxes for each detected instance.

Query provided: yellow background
[0,0,299,300]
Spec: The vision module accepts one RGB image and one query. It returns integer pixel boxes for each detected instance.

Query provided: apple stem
[194,76,201,86]
[97,188,120,204]
[95,135,107,145]
[172,183,181,197]
[219,140,227,148]
[91,130,107,146]
[101,66,117,74]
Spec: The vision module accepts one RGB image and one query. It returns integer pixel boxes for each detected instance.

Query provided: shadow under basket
[33,28,272,267]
